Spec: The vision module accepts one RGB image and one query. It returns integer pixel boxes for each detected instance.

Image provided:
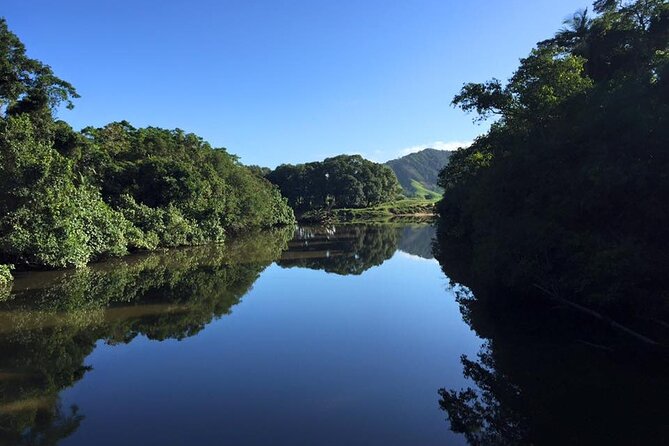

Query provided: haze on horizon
[4,0,586,167]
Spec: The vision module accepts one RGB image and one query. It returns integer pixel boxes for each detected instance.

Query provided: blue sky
[4,0,588,167]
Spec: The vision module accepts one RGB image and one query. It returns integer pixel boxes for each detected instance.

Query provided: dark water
[1,224,667,446]
[0,224,482,446]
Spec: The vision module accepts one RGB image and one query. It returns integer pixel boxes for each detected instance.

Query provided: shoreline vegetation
[434,0,669,349]
[0,18,296,282]
[4,0,665,357]
[0,18,444,285]
[263,154,441,224]
[298,197,437,224]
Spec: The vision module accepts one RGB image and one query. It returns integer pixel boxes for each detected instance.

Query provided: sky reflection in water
[0,224,482,446]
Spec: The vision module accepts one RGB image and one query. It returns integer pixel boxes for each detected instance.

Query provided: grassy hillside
[385,148,453,196]
[410,179,441,200]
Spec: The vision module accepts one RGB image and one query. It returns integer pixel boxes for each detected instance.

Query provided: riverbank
[298,198,437,224]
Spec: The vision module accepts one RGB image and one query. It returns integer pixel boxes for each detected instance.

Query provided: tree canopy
[436,0,669,324]
[0,18,78,117]
[0,19,294,271]
[267,155,403,213]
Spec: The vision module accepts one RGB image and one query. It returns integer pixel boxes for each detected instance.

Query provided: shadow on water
[433,237,669,445]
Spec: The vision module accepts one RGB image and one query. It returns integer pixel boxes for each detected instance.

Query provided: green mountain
[385,148,452,197]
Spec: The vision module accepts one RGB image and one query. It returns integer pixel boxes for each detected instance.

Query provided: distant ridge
[385,148,452,197]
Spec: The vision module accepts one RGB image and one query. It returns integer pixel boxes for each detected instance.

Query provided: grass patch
[300,197,438,224]
[410,179,442,200]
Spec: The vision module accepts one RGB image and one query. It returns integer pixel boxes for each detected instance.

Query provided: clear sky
[4,0,588,167]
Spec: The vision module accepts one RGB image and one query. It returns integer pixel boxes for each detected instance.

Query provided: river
[0,224,484,445]
[2,223,667,445]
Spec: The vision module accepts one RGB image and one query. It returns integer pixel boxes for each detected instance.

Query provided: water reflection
[278,224,435,275]
[0,229,292,446]
[434,243,669,445]
[398,225,436,260]
[0,224,442,445]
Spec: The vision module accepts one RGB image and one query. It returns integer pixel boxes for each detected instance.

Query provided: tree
[436,0,669,327]
[0,18,78,117]
[267,155,403,213]
[0,115,135,268]
[0,19,295,269]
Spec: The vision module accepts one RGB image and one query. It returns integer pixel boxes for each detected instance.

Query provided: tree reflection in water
[278,223,436,275]
[0,223,440,445]
[0,228,292,446]
[435,253,669,445]
[278,225,400,275]
[398,225,435,260]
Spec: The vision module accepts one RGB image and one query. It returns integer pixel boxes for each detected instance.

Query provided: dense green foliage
[385,148,452,196]
[0,264,12,285]
[267,155,403,213]
[436,0,669,325]
[0,19,294,269]
[0,264,12,300]
[78,122,295,238]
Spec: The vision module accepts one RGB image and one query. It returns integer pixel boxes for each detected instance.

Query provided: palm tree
[554,8,592,56]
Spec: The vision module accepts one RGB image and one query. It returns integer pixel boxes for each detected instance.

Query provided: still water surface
[0,224,482,445]
[5,224,667,445]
